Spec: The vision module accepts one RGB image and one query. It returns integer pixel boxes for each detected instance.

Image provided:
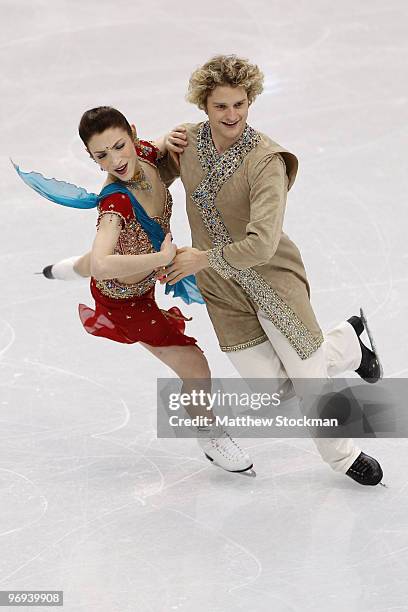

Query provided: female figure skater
[15,106,253,475]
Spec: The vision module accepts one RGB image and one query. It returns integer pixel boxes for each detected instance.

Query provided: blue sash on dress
[12,161,204,305]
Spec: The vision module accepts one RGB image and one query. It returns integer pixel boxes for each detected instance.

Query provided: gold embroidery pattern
[95,272,157,299]
[145,140,164,161]
[95,189,172,299]
[192,122,323,359]
[97,210,127,228]
[220,334,268,352]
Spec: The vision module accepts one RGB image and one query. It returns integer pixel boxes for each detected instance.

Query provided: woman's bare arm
[91,214,174,280]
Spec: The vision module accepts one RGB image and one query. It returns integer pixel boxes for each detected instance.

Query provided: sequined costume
[78,143,199,349]
[158,122,322,359]
[155,122,383,479]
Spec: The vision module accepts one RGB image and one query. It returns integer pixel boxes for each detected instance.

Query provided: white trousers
[227,312,363,473]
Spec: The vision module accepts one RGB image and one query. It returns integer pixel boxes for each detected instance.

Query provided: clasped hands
[157,246,209,285]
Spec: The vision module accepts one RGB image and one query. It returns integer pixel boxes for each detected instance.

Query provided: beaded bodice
[94,187,172,300]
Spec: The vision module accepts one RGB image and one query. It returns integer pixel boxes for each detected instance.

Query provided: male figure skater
[156,55,383,486]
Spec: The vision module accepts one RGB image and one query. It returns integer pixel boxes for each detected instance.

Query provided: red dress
[78,142,199,349]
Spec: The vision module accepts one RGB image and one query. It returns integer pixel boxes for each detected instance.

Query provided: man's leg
[227,338,287,379]
[324,316,382,382]
[254,311,364,474]
[226,337,297,400]
[255,310,382,484]
[228,328,360,474]
[229,319,373,388]
[323,321,361,376]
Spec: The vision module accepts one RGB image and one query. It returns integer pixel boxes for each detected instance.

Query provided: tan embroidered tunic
[158,121,323,359]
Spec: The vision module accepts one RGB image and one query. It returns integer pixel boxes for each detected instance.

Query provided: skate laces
[210,431,247,461]
[350,456,370,475]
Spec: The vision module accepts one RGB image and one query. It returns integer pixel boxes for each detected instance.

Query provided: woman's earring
[133,134,140,147]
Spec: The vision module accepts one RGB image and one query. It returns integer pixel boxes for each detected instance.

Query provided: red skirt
[78,279,200,349]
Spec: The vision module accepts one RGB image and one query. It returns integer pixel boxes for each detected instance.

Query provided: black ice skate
[347,308,383,383]
[346,451,383,486]
[42,264,55,279]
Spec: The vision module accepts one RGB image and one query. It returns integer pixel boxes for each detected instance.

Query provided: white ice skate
[36,256,83,281]
[197,428,255,476]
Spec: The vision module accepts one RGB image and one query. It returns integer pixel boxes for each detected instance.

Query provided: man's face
[206,85,249,147]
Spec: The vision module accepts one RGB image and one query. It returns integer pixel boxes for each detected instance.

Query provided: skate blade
[239,468,257,478]
[359,307,384,379]
[204,454,256,477]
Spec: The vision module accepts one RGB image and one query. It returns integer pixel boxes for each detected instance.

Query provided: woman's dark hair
[78,106,132,146]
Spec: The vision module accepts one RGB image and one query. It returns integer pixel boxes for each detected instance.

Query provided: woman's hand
[165,126,188,154]
[159,233,177,266]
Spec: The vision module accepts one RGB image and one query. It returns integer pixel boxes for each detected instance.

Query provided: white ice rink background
[1,1,408,610]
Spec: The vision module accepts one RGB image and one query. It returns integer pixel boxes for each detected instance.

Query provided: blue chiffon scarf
[12,161,204,305]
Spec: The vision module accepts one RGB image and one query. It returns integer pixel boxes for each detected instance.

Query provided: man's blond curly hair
[186,55,264,110]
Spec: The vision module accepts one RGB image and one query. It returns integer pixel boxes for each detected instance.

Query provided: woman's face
[87,127,137,181]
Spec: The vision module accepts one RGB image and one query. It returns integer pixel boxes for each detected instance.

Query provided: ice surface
[1,1,408,610]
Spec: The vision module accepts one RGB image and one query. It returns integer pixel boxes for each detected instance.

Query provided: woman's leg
[141,343,210,379]
[140,343,212,420]
[141,342,253,473]
[44,253,90,280]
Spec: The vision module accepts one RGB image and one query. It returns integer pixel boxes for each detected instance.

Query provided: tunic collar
[196,121,260,174]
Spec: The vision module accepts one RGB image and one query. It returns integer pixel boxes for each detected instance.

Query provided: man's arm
[154,126,188,187]
[207,154,288,279]
[161,153,289,285]
[157,151,181,188]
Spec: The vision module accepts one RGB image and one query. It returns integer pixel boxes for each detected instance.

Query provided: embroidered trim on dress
[97,209,127,228]
[95,272,157,299]
[145,140,165,161]
[192,121,323,359]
